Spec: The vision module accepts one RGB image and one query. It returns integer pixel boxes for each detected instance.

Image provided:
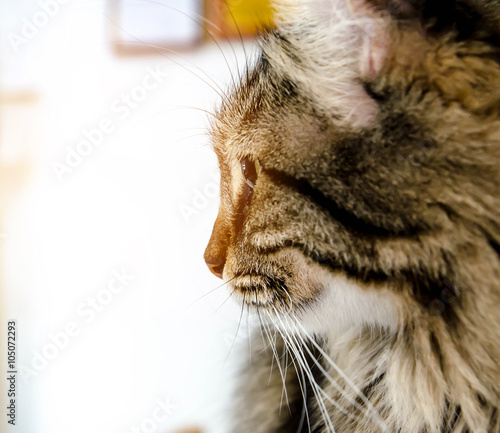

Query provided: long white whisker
[246,304,252,365]
[271,317,312,433]
[266,312,315,433]
[291,315,390,433]
[284,327,335,432]
[185,276,236,310]
[104,14,232,106]
[225,293,246,362]
[280,335,291,413]
[260,310,291,412]
[223,0,251,82]
[255,294,270,354]
[134,0,240,90]
[268,309,336,433]
[289,318,376,427]
[135,0,249,88]
[213,288,235,313]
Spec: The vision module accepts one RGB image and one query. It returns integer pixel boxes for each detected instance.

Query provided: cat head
[204,0,500,337]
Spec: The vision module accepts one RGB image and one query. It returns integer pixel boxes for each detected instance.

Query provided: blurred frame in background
[111,0,273,55]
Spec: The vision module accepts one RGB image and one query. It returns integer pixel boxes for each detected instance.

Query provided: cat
[203,0,500,432]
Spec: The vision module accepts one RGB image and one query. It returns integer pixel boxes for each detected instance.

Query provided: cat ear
[280,0,500,44]
[272,0,391,79]
[264,0,391,127]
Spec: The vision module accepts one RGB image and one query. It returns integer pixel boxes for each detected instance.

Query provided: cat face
[204,0,500,334]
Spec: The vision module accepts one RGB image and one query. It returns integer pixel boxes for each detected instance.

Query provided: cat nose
[204,214,228,279]
[204,253,225,279]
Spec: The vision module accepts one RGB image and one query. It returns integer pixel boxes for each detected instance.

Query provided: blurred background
[0,1,272,432]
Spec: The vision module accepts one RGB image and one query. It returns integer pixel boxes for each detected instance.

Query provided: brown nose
[204,214,228,279]
[204,253,225,279]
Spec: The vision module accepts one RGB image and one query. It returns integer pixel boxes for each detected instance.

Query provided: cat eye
[241,158,259,190]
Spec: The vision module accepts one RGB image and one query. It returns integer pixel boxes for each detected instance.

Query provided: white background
[0,1,257,432]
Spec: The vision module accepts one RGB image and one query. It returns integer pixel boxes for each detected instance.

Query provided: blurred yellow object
[205,0,274,39]
[226,0,273,35]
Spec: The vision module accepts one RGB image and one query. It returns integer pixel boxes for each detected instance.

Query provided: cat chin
[227,257,400,339]
[225,248,400,337]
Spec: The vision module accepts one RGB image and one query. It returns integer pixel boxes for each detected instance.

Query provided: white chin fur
[298,272,400,337]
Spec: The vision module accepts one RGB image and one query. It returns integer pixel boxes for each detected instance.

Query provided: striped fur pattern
[204,0,500,431]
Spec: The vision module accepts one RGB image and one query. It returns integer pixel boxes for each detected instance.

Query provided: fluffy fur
[204,0,500,431]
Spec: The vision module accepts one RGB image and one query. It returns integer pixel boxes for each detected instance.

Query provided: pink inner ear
[348,0,391,79]
[347,0,392,126]
[363,25,389,80]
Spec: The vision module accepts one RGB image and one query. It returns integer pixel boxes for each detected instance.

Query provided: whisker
[291,314,394,431]
[256,304,275,379]
[266,320,278,386]
[288,317,379,429]
[261,311,291,413]
[216,0,244,84]
[268,310,335,432]
[104,13,232,106]
[114,38,231,104]
[280,334,290,414]
[255,293,269,354]
[213,288,236,314]
[165,127,209,133]
[116,106,215,135]
[281,282,294,313]
[287,341,312,433]
[185,276,236,310]
[168,105,218,119]
[274,327,313,433]
[225,291,246,363]
[246,303,252,365]
[290,319,369,425]
[291,316,390,433]
[270,309,335,431]
[168,133,212,147]
[223,0,250,82]
[130,0,240,90]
